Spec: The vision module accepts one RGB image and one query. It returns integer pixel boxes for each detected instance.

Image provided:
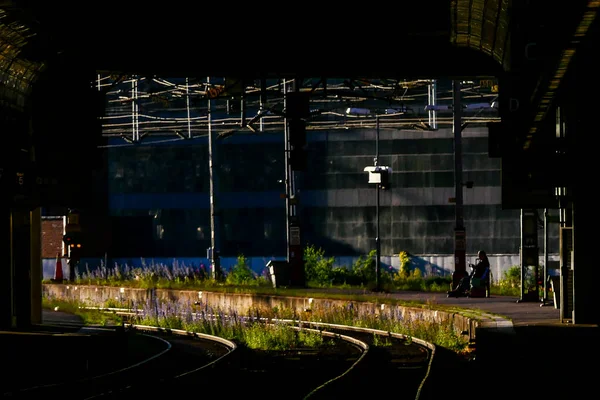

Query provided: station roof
[1,0,597,136]
[3,1,513,80]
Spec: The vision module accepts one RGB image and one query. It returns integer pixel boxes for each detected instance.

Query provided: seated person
[471,250,490,297]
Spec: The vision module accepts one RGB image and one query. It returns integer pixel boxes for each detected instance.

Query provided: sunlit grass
[45,296,332,351]
[146,300,468,352]
[372,333,392,347]
[41,256,528,355]
[42,297,123,326]
[242,323,330,351]
[249,303,470,353]
[134,301,332,350]
[43,294,466,352]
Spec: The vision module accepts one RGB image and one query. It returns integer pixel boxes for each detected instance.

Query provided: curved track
[3,326,235,400]
[125,320,435,400]
[8,308,437,399]
[290,321,435,399]
[203,325,369,399]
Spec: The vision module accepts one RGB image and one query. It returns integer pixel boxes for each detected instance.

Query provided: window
[264,222,272,239]
[115,164,124,178]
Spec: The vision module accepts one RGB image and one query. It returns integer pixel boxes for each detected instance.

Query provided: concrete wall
[43,283,476,341]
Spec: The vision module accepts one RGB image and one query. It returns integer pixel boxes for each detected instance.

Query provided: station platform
[2,291,597,399]
[382,290,599,399]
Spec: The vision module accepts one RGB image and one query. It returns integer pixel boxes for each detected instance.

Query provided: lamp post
[360,114,392,292]
[375,115,381,292]
[347,107,392,291]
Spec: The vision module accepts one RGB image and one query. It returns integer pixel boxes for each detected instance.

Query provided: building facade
[103,126,560,277]
[41,77,562,280]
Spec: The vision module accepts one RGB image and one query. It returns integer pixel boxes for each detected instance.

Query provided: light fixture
[425,104,450,111]
[385,107,408,114]
[464,102,494,110]
[346,107,370,115]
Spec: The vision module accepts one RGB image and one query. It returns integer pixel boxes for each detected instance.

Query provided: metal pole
[241,80,246,128]
[289,81,297,222]
[131,77,139,142]
[432,80,437,129]
[452,80,466,289]
[30,207,42,324]
[544,208,549,301]
[207,76,221,280]
[375,115,381,292]
[283,79,290,262]
[428,80,438,129]
[520,209,525,300]
[186,77,192,139]
[260,78,266,132]
[428,84,432,127]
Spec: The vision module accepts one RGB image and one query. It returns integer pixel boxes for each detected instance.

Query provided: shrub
[304,244,336,285]
[399,251,411,278]
[226,254,256,285]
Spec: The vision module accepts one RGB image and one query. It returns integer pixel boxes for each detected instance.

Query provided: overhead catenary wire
[96,75,499,147]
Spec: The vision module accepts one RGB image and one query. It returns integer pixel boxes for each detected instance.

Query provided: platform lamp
[347,109,393,292]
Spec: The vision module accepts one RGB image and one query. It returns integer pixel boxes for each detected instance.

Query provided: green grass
[42,293,469,353]
[42,262,530,355]
[42,298,124,326]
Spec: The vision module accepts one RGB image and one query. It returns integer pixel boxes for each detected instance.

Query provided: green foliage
[399,251,411,278]
[65,246,528,298]
[226,254,255,285]
[494,264,543,297]
[495,265,521,296]
[351,250,377,285]
[44,252,543,357]
[291,303,468,352]
[393,268,427,290]
[303,245,455,293]
[242,322,329,350]
[304,244,336,284]
[503,265,521,286]
[372,333,392,347]
[389,252,454,292]
[304,245,384,288]
[423,275,453,292]
[49,295,468,353]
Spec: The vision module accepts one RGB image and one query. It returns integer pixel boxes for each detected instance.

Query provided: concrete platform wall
[43,283,476,341]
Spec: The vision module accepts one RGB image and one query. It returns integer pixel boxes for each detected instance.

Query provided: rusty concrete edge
[43,283,498,346]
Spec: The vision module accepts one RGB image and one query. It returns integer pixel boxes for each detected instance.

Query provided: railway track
[123,320,436,400]
[294,322,435,399]
[171,319,437,400]
[7,307,439,399]
[118,310,437,399]
[3,326,235,400]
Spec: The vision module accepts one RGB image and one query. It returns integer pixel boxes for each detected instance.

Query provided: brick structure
[42,216,65,258]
